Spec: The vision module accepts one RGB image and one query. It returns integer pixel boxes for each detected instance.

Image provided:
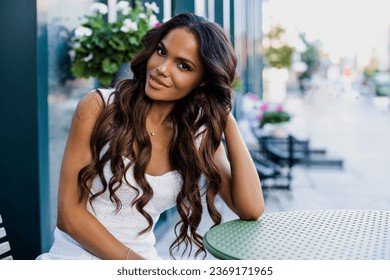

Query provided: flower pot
[263,68,289,103]
[261,123,288,138]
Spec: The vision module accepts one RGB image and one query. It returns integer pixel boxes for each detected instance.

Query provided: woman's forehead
[160,28,200,61]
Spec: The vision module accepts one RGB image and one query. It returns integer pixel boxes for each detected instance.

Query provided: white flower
[117,1,131,15]
[83,54,93,62]
[68,50,75,61]
[117,1,129,9]
[121,7,131,15]
[148,14,159,27]
[121,19,138,32]
[90,3,108,15]
[74,26,93,38]
[145,2,159,14]
[138,13,146,19]
[72,42,81,49]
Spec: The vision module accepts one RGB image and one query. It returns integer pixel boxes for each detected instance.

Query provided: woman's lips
[149,74,169,89]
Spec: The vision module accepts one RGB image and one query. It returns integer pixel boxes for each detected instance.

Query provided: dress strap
[195,125,206,149]
[96,88,115,106]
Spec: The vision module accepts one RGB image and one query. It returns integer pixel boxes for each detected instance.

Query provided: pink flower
[275,104,283,112]
[155,22,161,27]
[246,92,258,101]
[260,103,269,112]
[255,114,263,120]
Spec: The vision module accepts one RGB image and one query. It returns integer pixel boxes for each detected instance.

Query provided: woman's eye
[156,47,166,56]
[179,63,191,71]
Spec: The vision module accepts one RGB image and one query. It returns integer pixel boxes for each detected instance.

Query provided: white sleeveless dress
[37,89,198,260]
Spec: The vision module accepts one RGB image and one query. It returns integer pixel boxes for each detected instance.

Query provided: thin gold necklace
[146,122,161,136]
[146,119,172,136]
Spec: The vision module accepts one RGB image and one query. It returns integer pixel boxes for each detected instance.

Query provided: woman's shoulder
[75,90,105,122]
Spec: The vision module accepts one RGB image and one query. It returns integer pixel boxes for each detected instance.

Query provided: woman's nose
[156,60,169,77]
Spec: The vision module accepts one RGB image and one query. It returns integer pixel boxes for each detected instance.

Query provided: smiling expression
[145,28,205,102]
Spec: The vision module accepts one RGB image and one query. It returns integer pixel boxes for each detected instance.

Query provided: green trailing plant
[259,111,291,128]
[69,1,160,86]
[232,78,242,92]
[256,103,291,128]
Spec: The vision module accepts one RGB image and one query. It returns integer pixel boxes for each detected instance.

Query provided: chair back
[0,214,13,260]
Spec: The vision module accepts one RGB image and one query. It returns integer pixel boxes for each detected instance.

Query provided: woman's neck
[147,101,175,126]
[146,101,175,138]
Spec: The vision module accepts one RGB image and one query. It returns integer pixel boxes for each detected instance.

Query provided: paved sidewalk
[156,80,390,259]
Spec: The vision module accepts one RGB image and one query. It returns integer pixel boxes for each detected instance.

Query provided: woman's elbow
[57,208,71,233]
[239,205,265,221]
[57,205,82,235]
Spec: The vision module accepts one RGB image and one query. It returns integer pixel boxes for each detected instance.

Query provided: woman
[38,13,264,260]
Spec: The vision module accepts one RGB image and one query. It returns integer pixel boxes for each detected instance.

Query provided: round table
[204,210,390,260]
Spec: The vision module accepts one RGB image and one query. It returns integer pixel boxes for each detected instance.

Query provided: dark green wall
[172,0,194,15]
[214,0,223,27]
[0,0,49,259]
[230,0,235,45]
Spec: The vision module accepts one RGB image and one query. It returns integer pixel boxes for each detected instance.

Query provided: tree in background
[263,25,294,69]
[297,33,320,92]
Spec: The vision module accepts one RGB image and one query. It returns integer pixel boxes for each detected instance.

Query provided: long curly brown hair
[78,13,237,259]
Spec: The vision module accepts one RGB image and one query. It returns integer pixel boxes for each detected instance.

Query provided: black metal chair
[249,149,291,190]
[255,130,343,170]
[260,135,310,168]
[0,214,12,260]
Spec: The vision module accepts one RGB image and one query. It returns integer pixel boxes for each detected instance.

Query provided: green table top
[203,210,390,260]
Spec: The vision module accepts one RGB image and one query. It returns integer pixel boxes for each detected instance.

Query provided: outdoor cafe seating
[250,126,344,190]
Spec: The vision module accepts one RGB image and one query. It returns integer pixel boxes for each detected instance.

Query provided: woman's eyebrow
[159,41,197,69]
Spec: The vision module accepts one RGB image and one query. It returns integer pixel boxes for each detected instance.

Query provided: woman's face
[145,28,205,102]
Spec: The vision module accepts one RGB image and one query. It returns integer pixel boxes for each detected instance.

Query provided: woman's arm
[56,91,145,260]
[214,113,265,220]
